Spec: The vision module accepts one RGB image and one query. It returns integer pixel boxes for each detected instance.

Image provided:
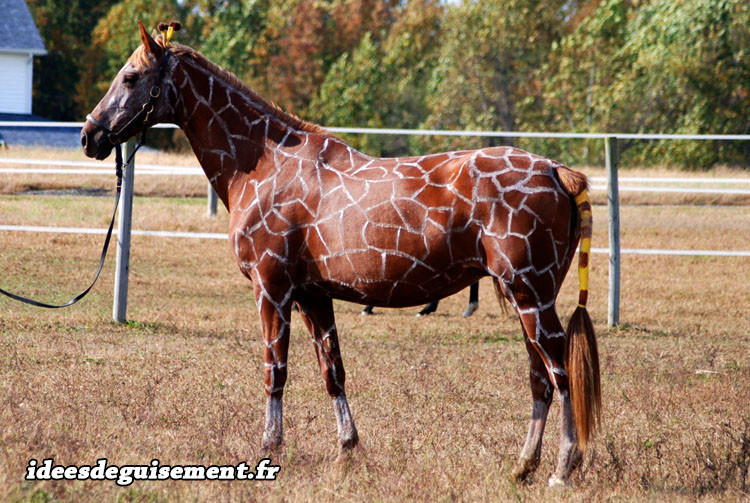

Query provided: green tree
[263,0,400,115]
[420,0,573,153]
[27,0,120,119]
[543,0,750,167]
[185,0,400,118]
[310,33,391,154]
[197,0,271,81]
[75,0,201,117]
[309,0,443,156]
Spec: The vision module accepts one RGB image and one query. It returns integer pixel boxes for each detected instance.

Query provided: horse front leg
[296,293,359,453]
[253,278,293,452]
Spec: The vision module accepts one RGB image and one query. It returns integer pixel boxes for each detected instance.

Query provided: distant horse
[361,281,479,317]
[81,22,600,486]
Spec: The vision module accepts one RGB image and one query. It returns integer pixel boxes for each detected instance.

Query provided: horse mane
[128,40,327,135]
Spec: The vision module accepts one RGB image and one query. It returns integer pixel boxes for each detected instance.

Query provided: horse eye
[122,73,139,86]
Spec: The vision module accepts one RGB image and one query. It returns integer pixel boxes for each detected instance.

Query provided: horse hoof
[336,441,363,465]
[547,475,570,489]
[510,457,537,483]
[462,302,478,317]
[261,434,283,454]
[261,443,281,456]
[339,427,360,451]
[510,467,530,484]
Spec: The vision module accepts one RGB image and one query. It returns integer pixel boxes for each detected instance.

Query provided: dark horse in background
[361,280,479,317]
[81,22,600,487]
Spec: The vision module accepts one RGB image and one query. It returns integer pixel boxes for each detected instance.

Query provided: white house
[0,0,46,114]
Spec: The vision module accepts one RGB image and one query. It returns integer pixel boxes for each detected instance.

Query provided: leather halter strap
[0,51,171,309]
[86,50,171,145]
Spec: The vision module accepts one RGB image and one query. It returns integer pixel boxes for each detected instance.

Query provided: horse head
[81,21,179,160]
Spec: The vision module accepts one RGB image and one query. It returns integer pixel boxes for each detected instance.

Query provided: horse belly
[304,206,484,306]
[306,266,483,308]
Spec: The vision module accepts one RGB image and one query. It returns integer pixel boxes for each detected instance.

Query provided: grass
[0,145,206,198]
[0,147,749,501]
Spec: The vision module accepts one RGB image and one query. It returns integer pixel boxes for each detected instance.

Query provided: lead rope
[0,135,145,308]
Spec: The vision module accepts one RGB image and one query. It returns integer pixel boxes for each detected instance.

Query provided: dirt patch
[18,187,112,197]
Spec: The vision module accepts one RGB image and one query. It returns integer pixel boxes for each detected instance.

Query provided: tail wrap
[574,191,593,308]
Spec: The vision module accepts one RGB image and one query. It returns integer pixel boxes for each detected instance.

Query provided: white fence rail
[1,121,749,326]
[4,158,750,194]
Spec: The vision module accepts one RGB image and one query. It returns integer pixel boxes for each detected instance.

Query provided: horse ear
[138,20,162,57]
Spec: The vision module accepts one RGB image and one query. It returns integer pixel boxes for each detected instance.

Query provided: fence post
[113,138,136,323]
[207,182,218,216]
[605,136,620,327]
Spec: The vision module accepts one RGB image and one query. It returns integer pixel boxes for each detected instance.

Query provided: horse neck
[169,55,307,211]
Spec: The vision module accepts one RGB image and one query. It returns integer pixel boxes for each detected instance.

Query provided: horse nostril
[81,131,87,148]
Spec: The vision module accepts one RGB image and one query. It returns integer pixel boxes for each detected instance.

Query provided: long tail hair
[557,169,601,451]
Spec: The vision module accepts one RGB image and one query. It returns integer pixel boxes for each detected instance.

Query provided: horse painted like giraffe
[81,22,601,486]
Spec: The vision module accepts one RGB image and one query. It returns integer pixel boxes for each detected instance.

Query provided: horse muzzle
[80,122,115,160]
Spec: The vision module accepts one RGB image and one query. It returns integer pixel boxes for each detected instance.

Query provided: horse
[81,21,600,487]
[361,281,479,317]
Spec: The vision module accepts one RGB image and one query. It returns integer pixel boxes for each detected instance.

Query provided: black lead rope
[1,48,169,309]
[0,138,144,309]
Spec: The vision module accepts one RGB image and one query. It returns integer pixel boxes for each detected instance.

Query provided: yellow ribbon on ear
[166,25,174,44]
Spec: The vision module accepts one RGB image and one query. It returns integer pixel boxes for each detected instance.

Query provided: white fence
[1,121,749,326]
[3,159,750,194]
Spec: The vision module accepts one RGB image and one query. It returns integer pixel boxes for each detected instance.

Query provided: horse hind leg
[495,277,580,486]
[416,301,438,317]
[462,281,480,317]
[518,300,581,487]
[512,337,554,482]
[295,293,359,453]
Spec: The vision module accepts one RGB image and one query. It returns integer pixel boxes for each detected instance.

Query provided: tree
[543,0,750,167]
[27,0,120,119]
[419,0,573,153]
[263,0,400,116]
[75,0,201,117]
[196,0,271,82]
[309,0,444,156]
[194,0,286,95]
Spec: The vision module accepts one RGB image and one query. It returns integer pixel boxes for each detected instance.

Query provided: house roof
[0,0,46,55]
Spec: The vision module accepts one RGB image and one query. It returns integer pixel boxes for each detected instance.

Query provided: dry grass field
[1,147,749,502]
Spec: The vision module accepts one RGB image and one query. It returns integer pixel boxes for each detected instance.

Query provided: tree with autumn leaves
[27,0,750,168]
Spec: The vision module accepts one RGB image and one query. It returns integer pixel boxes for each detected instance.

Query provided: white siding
[0,52,31,114]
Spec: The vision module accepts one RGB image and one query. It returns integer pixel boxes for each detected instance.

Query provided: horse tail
[556,167,601,451]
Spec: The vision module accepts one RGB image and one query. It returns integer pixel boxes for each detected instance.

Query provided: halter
[0,50,172,309]
[85,50,172,147]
